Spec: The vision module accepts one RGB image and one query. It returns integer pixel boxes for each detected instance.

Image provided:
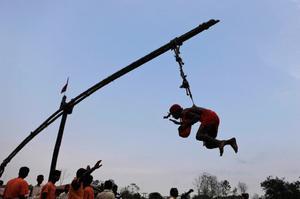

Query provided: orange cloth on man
[199,109,219,126]
[3,178,29,199]
[83,186,94,199]
[40,182,56,199]
[178,109,219,138]
[68,179,84,199]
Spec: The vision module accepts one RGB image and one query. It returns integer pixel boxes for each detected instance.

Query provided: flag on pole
[60,77,69,94]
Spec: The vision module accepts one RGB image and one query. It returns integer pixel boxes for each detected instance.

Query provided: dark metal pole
[48,95,73,180]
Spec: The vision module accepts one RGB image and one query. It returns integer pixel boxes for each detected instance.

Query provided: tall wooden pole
[48,95,73,180]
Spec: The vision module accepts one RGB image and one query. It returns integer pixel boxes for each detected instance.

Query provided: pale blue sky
[0,0,300,197]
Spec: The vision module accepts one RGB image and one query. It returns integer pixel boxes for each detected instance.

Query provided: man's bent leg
[196,125,225,156]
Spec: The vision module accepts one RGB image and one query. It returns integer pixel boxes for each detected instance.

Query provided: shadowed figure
[180,189,193,199]
[3,167,30,199]
[69,160,102,199]
[169,188,178,199]
[164,104,238,156]
[41,170,61,199]
[83,175,94,199]
[58,184,70,199]
[96,180,115,199]
[30,174,44,199]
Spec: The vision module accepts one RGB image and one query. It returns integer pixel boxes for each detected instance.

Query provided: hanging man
[164,104,238,156]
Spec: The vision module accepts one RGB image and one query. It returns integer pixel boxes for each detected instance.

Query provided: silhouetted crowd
[0,162,120,199]
[0,166,249,199]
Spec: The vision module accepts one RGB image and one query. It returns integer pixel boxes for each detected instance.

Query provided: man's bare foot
[219,141,225,156]
[230,138,238,153]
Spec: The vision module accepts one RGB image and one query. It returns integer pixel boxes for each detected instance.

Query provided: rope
[172,43,195,105]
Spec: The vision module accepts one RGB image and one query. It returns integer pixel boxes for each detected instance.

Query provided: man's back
[96,190,115,199]
[4,178,29,199]
[30,185,43,199]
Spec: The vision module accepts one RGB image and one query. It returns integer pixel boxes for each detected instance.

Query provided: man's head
[64,184,70,193]
[83,174,93,187]
[169,104,183,119]
[18,167,30,178]
[37,175,44,185]
[104,180,113,190]
[76,168,86,178]
[50,170,61,183]
[242,193,249,199]
[170,188,178,198]
[112,184,118,195]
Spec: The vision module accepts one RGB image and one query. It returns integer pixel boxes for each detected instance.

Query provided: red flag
[60,78,69,94]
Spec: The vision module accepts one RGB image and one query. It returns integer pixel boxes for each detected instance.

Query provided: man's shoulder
[33,184,43,189]
[98,191,112,195]
[59,192,67,197]
[7,178,18,184]
[183,107,201,116]
[97,190,114,197]
[10,178,28,186]
[44,182,55,188]
[84,186,93,192]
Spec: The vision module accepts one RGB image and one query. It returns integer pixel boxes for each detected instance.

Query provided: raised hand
[93,160,102,170]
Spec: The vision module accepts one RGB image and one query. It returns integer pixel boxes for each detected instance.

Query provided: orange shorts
[200,110,219,126]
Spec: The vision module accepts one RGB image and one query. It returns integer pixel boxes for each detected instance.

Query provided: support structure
[0,19,219,178]
[48,95,73,180]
